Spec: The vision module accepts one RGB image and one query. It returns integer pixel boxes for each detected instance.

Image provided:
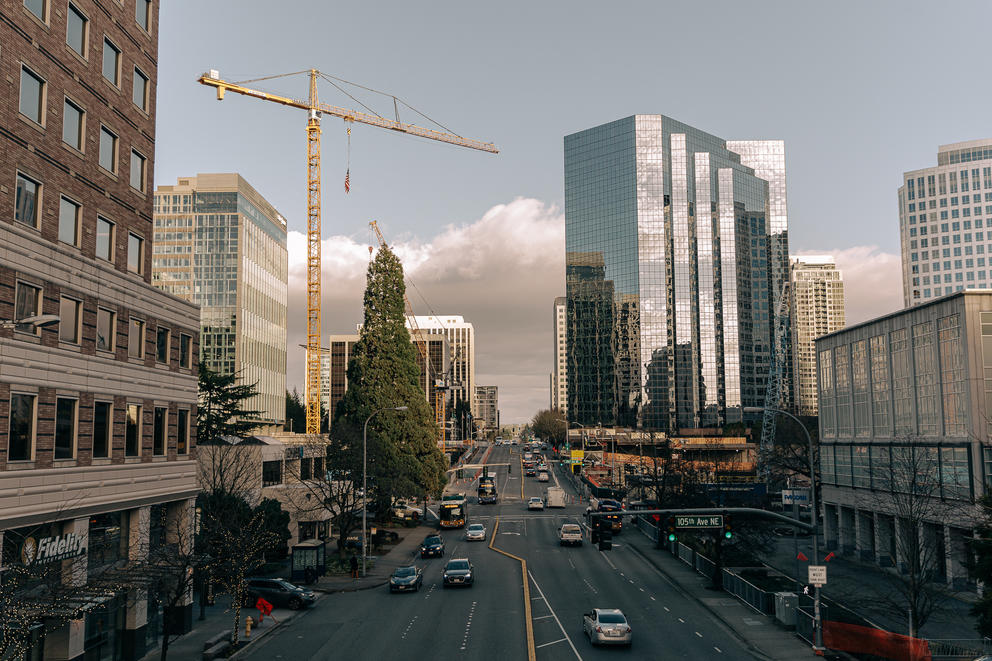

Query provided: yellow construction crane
[198,69,498,434]
[368,220,447,448]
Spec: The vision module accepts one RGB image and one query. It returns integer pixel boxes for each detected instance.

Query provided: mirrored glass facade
[565,116,791,431]
[153,174,288,425]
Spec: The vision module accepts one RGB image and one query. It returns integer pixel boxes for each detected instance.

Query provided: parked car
[388,565,423,593]
[528,497,545,511]
[420,534,445,558]
[243,578,316,610]
[465,523,487,541]
[392,500,423,521]
[582,608,632,647]
[559,523,583,546]
[442,558,474,587]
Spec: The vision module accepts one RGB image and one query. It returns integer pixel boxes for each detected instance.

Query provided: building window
[55,397,77,459]
[852,445,870,488]
[176,409,189,455]
[127,232,143,274]
[135,0,150,31]
[58,196,81,246]
[66,3,88,56]
[96,216,115,261]
[14,281,41,333]
[129,150,146,191]
[153,407,166,455]
[8,393,36,461]
[19,65,45,125]
[940,446,970,500]
[23,0,46,21]
[96,307,115,352]
[125,404,141,456]
[62,98,85,151]
[102,38,120,86]
[99,127,118,173]
[59,296,81,344]
[128,317,144,358]
[132,67,149,111]
[179,333,192,369]
[300,457,312,481]
[262,461,282,487]
[15,172,41,228]
[156,327,170,363]
[93,401,111,458]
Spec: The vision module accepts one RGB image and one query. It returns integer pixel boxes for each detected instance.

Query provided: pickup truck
[558,523,583,546]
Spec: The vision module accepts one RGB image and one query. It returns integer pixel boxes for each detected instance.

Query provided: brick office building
[0,1,200,658]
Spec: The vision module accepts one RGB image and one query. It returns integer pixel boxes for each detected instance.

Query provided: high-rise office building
[565,116,791,431]
[475,385,499,431]
[551,297,567,414]
[406,316,475,415]
[1,2,200,657]
[790,256,846,415]
[900,139,992,307]
[322,334,359,422]
[153,173,288,426]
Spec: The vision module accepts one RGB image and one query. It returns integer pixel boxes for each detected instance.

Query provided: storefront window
[88,512,124,572]
[84,595,125,661]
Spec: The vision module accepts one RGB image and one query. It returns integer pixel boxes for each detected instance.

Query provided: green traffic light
[667,533,676,542]
[724,531,732,539]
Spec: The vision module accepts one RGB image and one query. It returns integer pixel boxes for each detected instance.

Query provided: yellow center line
[488,517,536,661]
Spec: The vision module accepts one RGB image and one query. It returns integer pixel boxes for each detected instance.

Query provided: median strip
[489,518,536,661]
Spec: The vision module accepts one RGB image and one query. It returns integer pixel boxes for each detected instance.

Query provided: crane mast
[198,70,497,434]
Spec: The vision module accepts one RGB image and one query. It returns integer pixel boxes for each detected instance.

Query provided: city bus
[439,492,467,528]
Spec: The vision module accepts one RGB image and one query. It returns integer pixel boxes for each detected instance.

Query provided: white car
[465,523,486,541]
[537,471,549,482]
[583,608,632,647]
[527,497,545,511]
[559,524,583,546]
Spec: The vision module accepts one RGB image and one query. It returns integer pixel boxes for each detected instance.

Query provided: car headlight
[465,573,471,579]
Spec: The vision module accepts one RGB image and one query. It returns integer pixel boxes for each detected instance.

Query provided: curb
[313,578,390,594]
[625,540,775,661]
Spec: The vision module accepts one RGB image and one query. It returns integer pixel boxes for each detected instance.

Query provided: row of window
[15,171,148,273]
[821,444,972,500]
[25,0,152,34]
[20,62,147,192]
[909,194,992,211]
[7,393,189,462]
[906,169,992,200]
[12,279,193,365]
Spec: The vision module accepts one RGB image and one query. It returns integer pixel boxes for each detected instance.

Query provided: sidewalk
[622,528,833,661]
[314,524,435,593]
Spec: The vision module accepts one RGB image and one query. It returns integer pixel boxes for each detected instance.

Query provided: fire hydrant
[245,616,253,639]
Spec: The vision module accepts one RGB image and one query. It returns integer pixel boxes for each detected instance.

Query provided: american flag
[344,169,350,194]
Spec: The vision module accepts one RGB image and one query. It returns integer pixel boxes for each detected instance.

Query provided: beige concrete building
[551,297,567,414]
[406,316,475,415]
[475,385,499,433]
[153,173,288,427]
[790,256,845,415]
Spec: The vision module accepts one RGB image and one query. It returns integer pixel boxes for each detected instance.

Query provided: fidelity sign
[21,533,87,565]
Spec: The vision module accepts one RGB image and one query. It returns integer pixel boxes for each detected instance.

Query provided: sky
[155,1,992,423]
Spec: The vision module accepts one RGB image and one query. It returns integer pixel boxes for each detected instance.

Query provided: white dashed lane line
[460,601,477,651]
[401,615,418,640]
[527,570,583,660]
[714,646,723,653]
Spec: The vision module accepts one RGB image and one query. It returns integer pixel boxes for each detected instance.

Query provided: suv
[243,578,316,610]
[420,534,445,558]
[442,558,474,587]
[582,608,632,647]
[559,524,583,546]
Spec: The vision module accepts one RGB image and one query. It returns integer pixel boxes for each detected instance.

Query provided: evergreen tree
[334,246,447,513]
[198,365,264,444]
[284,389,306,432]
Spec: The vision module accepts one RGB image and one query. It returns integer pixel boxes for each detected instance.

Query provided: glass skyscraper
[565,116,791,432]
[153,173,288,426]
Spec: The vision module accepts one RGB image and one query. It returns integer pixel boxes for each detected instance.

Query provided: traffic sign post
[808,565,826,587]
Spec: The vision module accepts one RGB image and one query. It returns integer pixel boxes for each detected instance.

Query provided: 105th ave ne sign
[675,515,724,528]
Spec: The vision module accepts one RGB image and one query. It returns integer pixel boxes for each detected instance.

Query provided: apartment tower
[551,296,567,414]
[790,256,846,415]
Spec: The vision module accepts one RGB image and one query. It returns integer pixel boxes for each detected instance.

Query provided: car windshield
[598,613,626,624]
[468,525,484,531]
[529,498,541,502]
[425,537,442,545]
[562,525,580,533]
[394,567,417,577]
[447,561,470,571]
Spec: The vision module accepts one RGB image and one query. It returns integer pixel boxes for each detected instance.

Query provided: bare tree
[197,440,262,501]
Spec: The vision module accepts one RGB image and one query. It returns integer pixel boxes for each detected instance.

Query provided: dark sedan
[243,578,316,610]
[420,534,445,558]
[442,558,474,587]
[389,565,424,593]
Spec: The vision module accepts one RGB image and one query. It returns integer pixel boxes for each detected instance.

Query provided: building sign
[21,532,87,565]
[782,489,810,506]
[675,515,724,529]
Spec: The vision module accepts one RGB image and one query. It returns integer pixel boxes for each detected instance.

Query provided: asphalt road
[242,443,757,660]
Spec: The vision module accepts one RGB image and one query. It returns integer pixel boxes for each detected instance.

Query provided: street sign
[570,450,585,460]
[675,514,724,529]
[808,565,826,586]
[782,489,810,506]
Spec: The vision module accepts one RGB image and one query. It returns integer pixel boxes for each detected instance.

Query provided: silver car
[527,497,545,511]
[466,523,486,541]
[582,608,632,647]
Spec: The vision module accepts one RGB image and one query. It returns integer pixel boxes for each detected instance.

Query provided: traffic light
[457,469,463,479]
[723,512,732,539]
[666,516,677,542]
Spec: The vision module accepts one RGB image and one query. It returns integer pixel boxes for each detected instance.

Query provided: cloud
[286,198,565,423]
[793,246,903,324]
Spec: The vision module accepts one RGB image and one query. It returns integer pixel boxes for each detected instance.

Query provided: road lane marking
[714,647,722,653]
[536,638,568,649]
[695,631,702,638]
[527,570,583,660]
[401,615,418,640]
[488,518,536,661]
[533,615,554,621]
[650,596,656,601]
[460,601,477,651]
[678,618,685,623]
[600,551,618,570]
[638,587,644,592]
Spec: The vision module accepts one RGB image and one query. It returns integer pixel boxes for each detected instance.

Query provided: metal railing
[924,638,992,658]
[721,569,776,615]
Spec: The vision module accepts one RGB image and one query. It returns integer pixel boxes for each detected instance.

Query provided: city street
[242,444,755,660]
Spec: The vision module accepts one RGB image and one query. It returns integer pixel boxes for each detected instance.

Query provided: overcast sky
[155,1,992,423]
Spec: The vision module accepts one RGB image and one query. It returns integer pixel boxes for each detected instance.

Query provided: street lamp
[0,314,60,331]
[362,405,408,578]
[744,406,823,654]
